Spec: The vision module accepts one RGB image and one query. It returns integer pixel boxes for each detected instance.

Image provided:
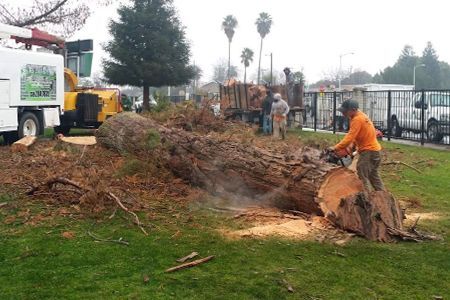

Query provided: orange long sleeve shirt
[335,111,381,152]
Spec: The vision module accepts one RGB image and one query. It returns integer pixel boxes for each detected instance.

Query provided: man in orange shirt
[329,100,385,191]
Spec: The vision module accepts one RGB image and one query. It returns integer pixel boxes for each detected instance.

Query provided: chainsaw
[321,148,355,167]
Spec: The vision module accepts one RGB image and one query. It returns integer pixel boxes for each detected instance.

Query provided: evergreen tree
[420,41,441,89]
[103,0,194,110]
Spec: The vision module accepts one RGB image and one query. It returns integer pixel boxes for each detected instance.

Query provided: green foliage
[293,71,306,84]
[115,158,145,177]
[240,48,254,83]
[222,15,238,42]
[0,193,14,203]
[377,42,450,89]
[152,92,171,113]
[240,48,254,68]
[146,129,161,150]
[255,12,272,39]
[103,0,194,103]
[121,95,133,111]
[341,70,373,85]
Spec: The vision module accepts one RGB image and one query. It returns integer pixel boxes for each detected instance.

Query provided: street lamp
[413,64,426,90]
[339,52,354,90]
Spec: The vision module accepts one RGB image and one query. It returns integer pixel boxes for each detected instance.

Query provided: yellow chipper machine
[55,39,121,135]
[56,67,121,135]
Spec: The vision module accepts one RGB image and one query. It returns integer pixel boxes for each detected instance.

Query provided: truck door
[0,79,18,132]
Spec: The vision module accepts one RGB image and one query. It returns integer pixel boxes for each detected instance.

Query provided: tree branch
[13,0,69,27]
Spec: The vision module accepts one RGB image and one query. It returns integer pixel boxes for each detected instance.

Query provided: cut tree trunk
[96,113,404,241]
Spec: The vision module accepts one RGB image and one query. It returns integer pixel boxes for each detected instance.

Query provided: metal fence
[303,90,450,146]
[303,91,353,132]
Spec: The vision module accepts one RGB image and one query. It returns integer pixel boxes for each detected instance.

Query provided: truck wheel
[391,118,402,137]
[18,112,40,139]
[54,126,71,136]
[427,121,443,142]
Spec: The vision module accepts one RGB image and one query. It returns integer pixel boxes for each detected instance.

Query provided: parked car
[133,95,157,113]
[391,92,450,142]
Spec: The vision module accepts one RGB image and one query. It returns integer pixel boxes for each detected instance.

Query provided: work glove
[335,148,349,158]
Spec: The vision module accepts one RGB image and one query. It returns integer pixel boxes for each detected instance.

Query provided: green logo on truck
[21,64,57,101]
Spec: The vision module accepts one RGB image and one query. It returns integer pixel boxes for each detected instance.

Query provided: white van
[391,91,450,142]
[0,47,64,143]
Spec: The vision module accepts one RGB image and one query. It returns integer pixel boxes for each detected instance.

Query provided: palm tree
[240,48,254,84]
[255,12,272,84]
[222,15,238,79]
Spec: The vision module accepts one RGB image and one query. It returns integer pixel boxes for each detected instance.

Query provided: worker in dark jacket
[261,89,274,134]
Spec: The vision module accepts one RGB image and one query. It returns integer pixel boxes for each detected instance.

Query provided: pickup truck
[391,92,450,142]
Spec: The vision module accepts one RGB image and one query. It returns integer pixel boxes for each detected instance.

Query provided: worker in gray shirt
[270,93,290,139]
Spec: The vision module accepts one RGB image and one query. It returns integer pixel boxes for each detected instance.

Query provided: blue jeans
[263,115,272,134]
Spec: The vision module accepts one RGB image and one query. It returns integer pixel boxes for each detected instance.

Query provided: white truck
[391,91,450,142]
[0,47,64,143]
[0,23,64,144]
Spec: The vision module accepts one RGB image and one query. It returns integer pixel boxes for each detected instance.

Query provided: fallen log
[11,136,37,153]
[95,113,411,242]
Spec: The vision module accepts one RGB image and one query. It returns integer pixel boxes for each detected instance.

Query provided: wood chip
[176,251,199,263]
[282,279,294,293]
[143,275,150,284]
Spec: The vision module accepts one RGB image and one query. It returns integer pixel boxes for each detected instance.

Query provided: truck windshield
[430,94,450,107]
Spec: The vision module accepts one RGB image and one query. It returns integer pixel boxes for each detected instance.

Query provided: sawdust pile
[220,207,354,243]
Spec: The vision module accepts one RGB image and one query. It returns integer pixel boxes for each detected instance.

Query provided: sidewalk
[301,128,450,151]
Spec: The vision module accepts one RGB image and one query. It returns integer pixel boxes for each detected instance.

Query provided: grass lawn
[0,131,449,299]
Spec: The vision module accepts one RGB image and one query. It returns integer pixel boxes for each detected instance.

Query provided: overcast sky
[69,0,450,84]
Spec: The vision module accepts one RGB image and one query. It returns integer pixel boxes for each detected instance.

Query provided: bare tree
[0,0,111,37]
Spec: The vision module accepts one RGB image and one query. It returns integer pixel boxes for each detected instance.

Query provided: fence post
[314,93,318,131]
[332,91,337,134]
[421,89,425,145]
[387,90,392,141]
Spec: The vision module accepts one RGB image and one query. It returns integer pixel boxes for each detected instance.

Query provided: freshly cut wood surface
[58,136,97,146]
[11,136,37,153]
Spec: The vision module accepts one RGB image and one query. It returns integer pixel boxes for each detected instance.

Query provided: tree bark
[257,37,263,85]
[142,84,150,111]
[227,41,231,80]
[96,113,405,241]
